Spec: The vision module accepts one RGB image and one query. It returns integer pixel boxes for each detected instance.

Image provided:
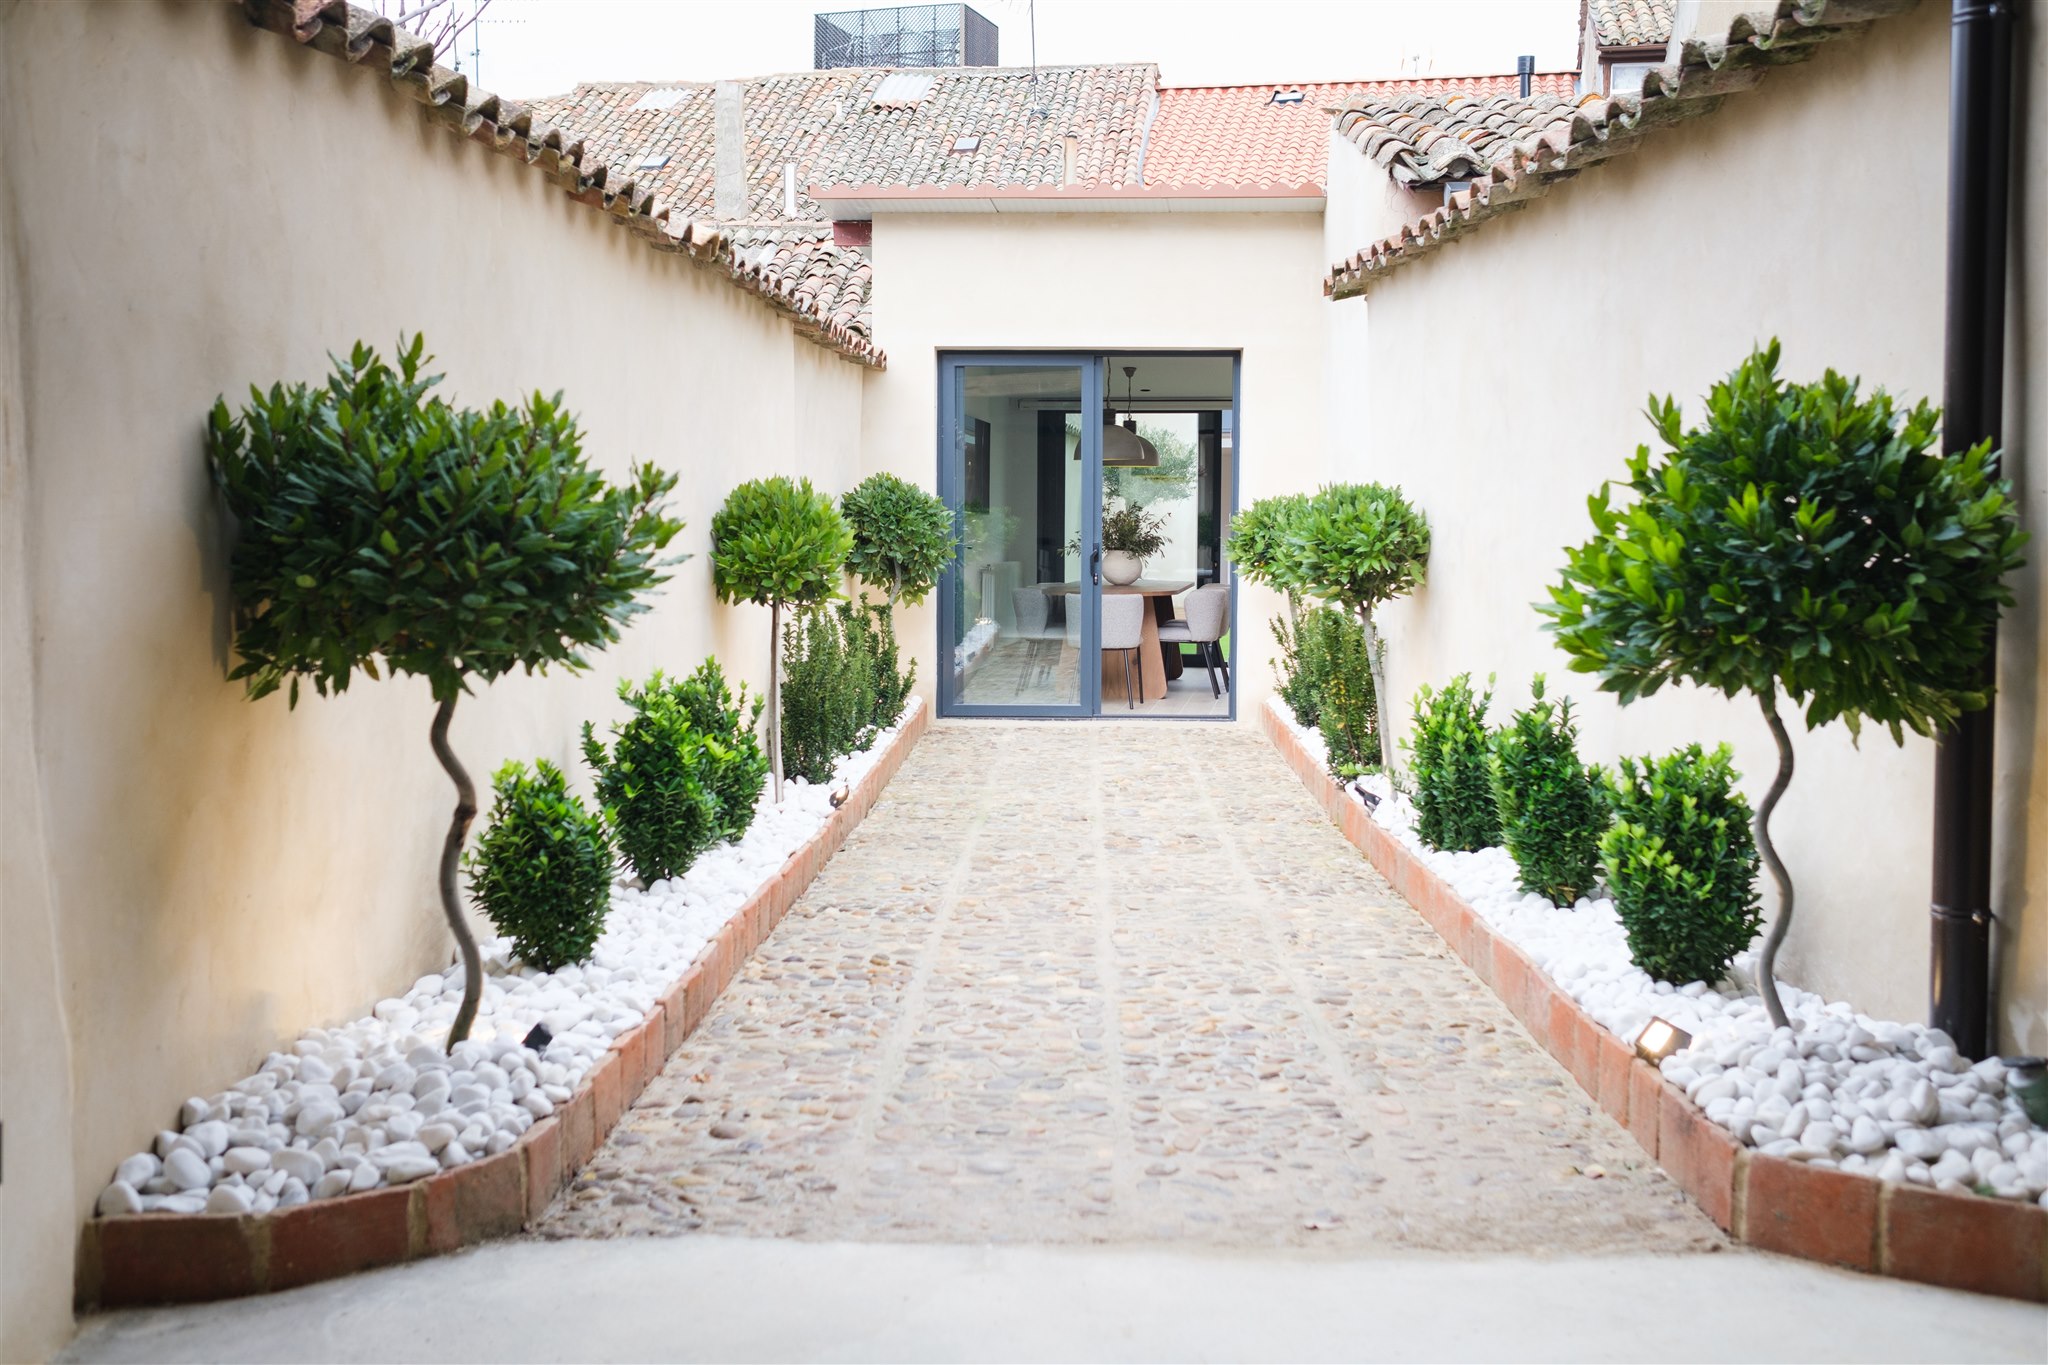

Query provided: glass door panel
[940,358,1099,716]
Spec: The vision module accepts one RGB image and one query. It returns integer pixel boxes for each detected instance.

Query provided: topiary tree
[1490,676,1604,906]
[208,336,682,1047]
[466,759,614,973]
[711,476,853,801]
[1542,342,2027,1026]
[1227,492,1310,602]
[840,472,955,608]
[1292,483,1430,769]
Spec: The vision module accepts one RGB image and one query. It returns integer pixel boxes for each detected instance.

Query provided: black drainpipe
[1930,0,2015,1060]
[1517,55,1534,98]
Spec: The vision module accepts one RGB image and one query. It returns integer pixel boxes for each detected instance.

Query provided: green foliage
[1099,499,1168,558]
[1489,677,1604,906]
[710,476,853,611]
[1601,745,1762,986]
[1273,599,1344,729]
[465,759,613,973]
[1228,493,1309,594]
[840,472,955,606]
[1407,673,1500,852]
[1292,483,1430,616]
[582,669,761,884]
[669,658,769,842]
[1542,341,2028,743]
[1104,423,1199,506]
[1317,612,1381,775]
[842,595,915,729]
[207,335,684,706]
[781,605,871,783]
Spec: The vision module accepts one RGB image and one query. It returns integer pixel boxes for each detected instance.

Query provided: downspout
[1930,0,2014,1060]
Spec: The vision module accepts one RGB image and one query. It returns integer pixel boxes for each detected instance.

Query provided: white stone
[205,1184,255,1215]
[222,1146,271,1175]
[295,1102,345,1138]
[116,1152,160,1187]
[347,1162,382,1193]
[158,1193,208,1214]
[187,1120,231,1158]
[163,1147,211,1191]
[98,1181,143,1216]
[312,1170,352,1200]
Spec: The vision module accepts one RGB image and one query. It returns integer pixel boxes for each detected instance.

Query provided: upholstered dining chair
[1159,584,1230,698]
[1100,593,1147,710]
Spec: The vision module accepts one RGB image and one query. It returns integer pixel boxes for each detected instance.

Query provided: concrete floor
[61,1235,2048,1363]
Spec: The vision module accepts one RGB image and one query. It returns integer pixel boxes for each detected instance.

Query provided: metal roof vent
[636,151,671,170]
[950,134,981,153]
[629,87,686,111]
[1270,87,1306,104]
[873,71,937,107]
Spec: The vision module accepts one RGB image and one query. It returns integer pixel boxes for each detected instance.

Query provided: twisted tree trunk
[1754,694,1797,1031]
[430,695,483,1049]
[768,600,784,802]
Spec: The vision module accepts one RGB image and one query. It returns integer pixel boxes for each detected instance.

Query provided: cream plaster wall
[859,209,1331,717]
[1325,0,2048,1051]
[0,4,865,1357]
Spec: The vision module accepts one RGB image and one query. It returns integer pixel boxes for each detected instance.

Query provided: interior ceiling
[962,355,1234,405]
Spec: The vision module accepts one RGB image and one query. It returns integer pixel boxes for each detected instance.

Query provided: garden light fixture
[1634,1016,1690,1063]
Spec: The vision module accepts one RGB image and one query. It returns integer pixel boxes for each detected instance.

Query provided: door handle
[1089,548,1101,586]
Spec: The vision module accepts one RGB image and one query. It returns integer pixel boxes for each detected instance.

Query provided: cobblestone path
[539,722,1721,1252]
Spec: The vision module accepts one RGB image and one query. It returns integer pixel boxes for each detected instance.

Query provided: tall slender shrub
[207,336,681,1046]
[1602,745,1761,987]
[1490,677,1604,906]
[1407,673,1499,852]
[1274,600,1345,729]
[1542,343,2027,1024]
[1317,612,1380,774]
[712,477,853,801]
[781,604,870,782]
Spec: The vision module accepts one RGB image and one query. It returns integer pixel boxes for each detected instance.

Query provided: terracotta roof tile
[1325,0,1916,299]
[239,0,884,365]
[1335,92,1597,188]
[1589,0,1677,48]
[1145,73,1577,190]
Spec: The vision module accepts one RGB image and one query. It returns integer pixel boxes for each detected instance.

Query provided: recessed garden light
[1634,1016,1690,1063]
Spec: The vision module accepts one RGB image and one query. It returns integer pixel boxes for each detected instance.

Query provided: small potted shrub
[711,477,853,801]
[1098,499,1167,585]
[207,336,681,1046]
[1544,343,2026,1024]
[466,760,614,973]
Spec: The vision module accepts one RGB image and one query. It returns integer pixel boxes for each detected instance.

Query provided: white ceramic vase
[1102,550,1143,585]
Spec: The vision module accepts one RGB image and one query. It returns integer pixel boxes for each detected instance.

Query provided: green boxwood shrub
[1601,744,1762,987]
[1274,600,1343,730]
[582,672,725,884]
[1407,673,1499,852]
[1489,677,1604,906]
[842,595,914,730]
[670,658,769,842]
[782,604,867,783]
[840,472,955,607]
[465,759,614,973]
[1317,612,1380,775]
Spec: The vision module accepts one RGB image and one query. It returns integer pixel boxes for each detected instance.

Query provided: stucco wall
[1325,0,2047,1052]
[860,209,1332,716]
[0,4,865,1357]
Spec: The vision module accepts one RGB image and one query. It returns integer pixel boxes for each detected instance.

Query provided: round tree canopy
[711,475,854,609]
[840,472,955,605]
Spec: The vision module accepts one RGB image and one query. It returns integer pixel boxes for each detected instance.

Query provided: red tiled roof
[1590,0,1677,48]
[1144,74,1578,190]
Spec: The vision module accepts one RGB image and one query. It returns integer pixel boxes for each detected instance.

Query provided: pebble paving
[538,721,1722,1253]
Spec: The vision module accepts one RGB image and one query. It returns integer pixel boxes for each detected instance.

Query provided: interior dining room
[943,352,1236,720]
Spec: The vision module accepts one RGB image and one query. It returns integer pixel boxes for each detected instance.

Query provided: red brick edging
[1260,703,2048,1303]
[77,702,932,1309]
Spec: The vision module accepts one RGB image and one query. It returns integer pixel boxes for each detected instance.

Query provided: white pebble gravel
[1273,698,2048,1208]
[98,701,918,1217]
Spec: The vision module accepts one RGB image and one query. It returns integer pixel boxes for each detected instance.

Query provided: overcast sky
[467,0,1583,97]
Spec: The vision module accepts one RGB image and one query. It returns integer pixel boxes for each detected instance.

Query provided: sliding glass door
[938,356,1101,716]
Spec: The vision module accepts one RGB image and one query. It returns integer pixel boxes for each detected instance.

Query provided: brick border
[1260,703,2048,1303]
[79,702,931,1309]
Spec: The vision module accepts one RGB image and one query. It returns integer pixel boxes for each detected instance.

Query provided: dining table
[1043,579,1192,703]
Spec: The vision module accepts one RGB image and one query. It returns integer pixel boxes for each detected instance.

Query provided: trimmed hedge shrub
[1274,600,1345,730]
[466,759,614,972]
[841,472,954,606]
[1317,611,1380,775]
[583,672,724,884]
[1601,744,1762,987]
[670,657,770,842]
[1407,673,1499,852]
[1489,677,1604,906]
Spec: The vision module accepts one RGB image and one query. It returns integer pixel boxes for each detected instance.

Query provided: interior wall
[1325,0,2047,1049]
[0,5,867,1357]
[862,210,1330,719]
